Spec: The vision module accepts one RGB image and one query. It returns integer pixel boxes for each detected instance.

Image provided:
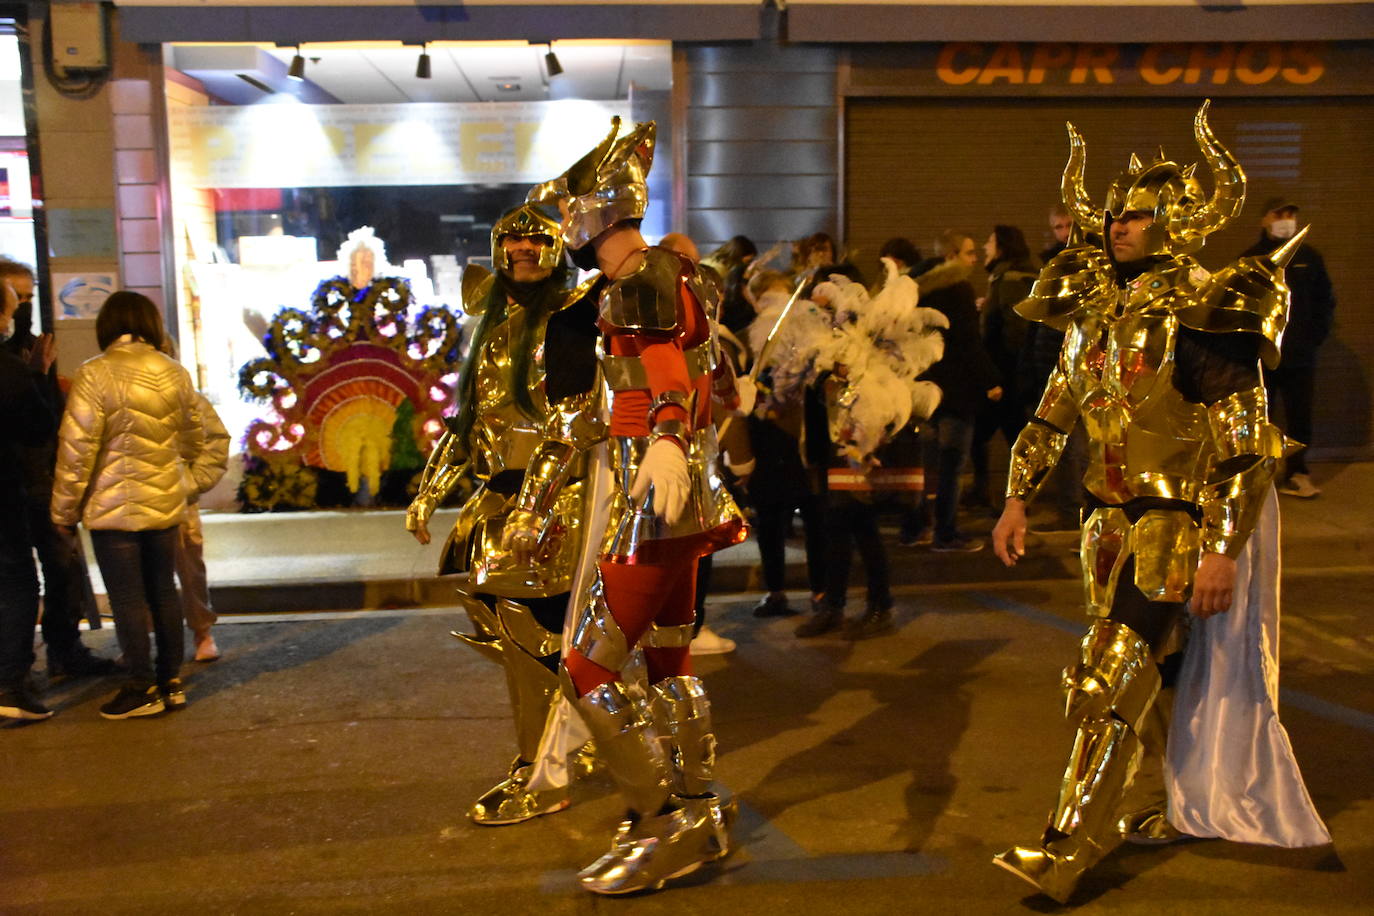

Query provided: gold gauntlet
[409,431,468,526]
[516,439,579,523]
[1006,420,1070,503]
[1198,386,1283,557]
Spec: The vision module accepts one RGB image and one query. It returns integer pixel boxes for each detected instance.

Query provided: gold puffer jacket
[51,337,206,530]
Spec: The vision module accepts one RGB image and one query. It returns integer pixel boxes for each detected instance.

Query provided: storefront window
[163,41,672,462]
[0,25,40,335]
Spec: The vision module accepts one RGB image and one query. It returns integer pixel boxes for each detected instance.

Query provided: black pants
[753,493,827,596]
[1265,364,1315,476]
[970,396,1028,492]
[821,498,890,612]
[91,528,184,686]
[0,509,40,688]
[27,501,98,658]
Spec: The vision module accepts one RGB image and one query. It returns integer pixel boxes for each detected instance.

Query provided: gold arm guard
[1198,386,1284,557]
[511,387,608,537]
[1007,421,1070,503]
[409,430,468,526]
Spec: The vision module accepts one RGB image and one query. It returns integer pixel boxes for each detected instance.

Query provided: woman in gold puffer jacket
[51,291,206,719]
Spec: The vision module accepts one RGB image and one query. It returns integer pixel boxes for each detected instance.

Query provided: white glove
[630,438,691,525]
[734,376,758,416]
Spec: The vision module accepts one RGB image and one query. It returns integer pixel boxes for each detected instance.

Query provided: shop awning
[114,1,763,44]
[785,1,1374,43]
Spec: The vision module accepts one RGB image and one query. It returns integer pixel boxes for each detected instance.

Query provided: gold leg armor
[994,620,1161,903]
[1117,683,1185,845]
[452,591,577,826]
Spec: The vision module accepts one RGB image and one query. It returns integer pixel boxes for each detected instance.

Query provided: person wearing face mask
[1239,197,1335,499]
[0,277,61,719]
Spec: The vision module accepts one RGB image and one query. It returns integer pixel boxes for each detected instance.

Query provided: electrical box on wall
[49,2,107,72]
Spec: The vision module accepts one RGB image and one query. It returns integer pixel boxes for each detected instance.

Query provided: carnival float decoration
[237,228,463,510]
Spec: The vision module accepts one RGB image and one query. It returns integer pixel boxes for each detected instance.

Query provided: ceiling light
[496,82,520,92]
[287,45,306,80]
[416,43,432,79]
[544,43,563,77]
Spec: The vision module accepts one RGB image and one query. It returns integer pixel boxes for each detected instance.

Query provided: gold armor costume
[992,102,1303,903]
[406,202,605,825]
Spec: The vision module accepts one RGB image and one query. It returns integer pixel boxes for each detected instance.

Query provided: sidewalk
[85,461,1374,614]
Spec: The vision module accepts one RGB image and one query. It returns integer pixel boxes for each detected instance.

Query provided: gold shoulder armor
[1015,244,1116,330]
[461,264,494,318]
[600,248,683,333]
[1176,227,1309,370]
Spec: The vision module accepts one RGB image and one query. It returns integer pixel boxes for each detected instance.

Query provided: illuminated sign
[168,99,633,189]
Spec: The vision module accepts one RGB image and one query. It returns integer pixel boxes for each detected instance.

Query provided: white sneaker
[1278,473,1321,499]
[690,626,736,656]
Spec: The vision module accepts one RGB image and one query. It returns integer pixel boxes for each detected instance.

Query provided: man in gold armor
[989,102,1320,902]
[406,200,605,826]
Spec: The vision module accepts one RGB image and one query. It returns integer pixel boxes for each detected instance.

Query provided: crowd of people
[1,258,227,722]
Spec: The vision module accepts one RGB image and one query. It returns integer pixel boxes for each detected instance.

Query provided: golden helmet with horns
[536,116,656,251]
[1062,100,1246,257]
[490,202,564,273]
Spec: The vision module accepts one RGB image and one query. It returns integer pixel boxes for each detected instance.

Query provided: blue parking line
[970,591,1374,735]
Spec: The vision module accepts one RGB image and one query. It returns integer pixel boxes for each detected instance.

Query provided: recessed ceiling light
[496,82,520,91]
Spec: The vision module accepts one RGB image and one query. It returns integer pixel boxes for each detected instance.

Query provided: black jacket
[1239,233,1335,368]
[0,347,54,510]
[915,261,1001,419]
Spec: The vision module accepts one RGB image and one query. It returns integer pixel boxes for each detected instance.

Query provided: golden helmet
[1062,100,1246,257]
[541,116,656,251]
[490,202,563,273]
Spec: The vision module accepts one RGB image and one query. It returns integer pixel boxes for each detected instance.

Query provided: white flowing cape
[1165,487,1331,847]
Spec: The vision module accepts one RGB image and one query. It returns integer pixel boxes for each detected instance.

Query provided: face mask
[569,242,600,272]
[1269,218,1297,240]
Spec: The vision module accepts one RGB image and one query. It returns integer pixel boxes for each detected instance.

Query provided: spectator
[878,237,922,278]
[0,277,60,720]
[51,292,207,719]
[0,258,114,677]
[1041,203,1073,264]
[967,225,1037,508]
[908,235,1002,551]
[702,235,758,334]
[745,270,827,619]
[157,337,230,663]
[1241,196,1336,499]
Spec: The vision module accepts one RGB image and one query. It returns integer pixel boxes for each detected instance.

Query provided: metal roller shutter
[845,96,1374,456]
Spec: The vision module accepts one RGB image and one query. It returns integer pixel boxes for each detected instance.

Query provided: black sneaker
[100,684,165,720]
[47,649,120,680]
[160,678,187,710]
[753,594,797,618]
[794,607,844,638]
[0,682,54,720]
[932,536,985,553]
[845,605,895,640]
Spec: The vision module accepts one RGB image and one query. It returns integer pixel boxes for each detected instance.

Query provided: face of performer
[501,233,555,283]
[1049,210,1073,244]
[1109,210,1154,263]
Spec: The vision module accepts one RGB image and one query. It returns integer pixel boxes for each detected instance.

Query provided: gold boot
[470,757,572,826]
[994,620,1161,904]
[1117,683,1185,845]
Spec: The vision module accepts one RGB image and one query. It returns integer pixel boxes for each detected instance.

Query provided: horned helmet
[534,116,656,251]
[490,202,563,274]
[1062,100,1246,257]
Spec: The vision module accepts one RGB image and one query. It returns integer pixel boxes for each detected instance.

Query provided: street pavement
[4,560,1372,913]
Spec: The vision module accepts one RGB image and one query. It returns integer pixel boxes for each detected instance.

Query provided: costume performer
[406,201,605,825]
[990,101,1330,904]
[525,118,748,895]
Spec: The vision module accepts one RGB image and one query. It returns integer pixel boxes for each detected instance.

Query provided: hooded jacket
[916,260,1001,418]
[51,338,206,530]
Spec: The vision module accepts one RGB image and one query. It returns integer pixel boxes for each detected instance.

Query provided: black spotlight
[416,43,432,80]
[287,45,306,80]
[544,43,563,77]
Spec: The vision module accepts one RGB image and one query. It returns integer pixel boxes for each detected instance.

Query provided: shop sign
[846,41,1372,97]
[168,99,632,190]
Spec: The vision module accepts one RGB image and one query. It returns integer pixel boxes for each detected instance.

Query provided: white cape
[1165,487,1331,847]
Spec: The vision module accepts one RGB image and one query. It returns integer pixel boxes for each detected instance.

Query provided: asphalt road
[4,569,1372,915]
